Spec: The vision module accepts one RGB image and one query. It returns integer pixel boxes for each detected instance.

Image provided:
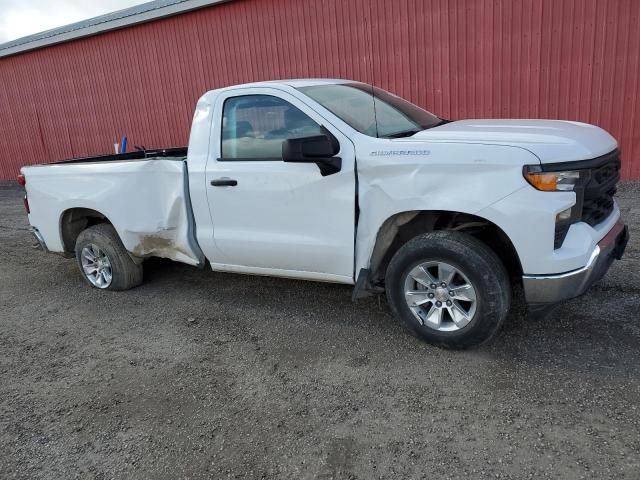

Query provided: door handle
[210,178,238,187]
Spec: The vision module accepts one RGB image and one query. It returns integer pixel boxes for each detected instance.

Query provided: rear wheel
[74,224,143,291]
[385,231,510,348]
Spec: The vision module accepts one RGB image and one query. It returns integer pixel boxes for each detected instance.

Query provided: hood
[408,119,618,164]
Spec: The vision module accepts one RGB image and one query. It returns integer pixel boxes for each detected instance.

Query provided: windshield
[297,83,443,138]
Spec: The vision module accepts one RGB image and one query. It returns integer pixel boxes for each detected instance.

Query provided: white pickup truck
[20,79,629,348]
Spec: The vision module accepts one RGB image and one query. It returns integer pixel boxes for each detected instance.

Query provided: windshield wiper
[384,129,421,139]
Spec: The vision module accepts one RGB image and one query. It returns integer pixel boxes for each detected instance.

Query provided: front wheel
[385,231,511,349]
[75,224,143,291]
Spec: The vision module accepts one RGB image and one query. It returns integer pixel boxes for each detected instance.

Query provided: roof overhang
[0,0,231,59]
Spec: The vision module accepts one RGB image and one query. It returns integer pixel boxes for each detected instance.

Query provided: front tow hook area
[613,225,629,260]
[522,218,628,305]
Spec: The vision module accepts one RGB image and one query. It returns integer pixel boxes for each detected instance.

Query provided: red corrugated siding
[1,0,639,179]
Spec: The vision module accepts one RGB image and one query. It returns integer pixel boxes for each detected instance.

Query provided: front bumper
[522,218,629,304]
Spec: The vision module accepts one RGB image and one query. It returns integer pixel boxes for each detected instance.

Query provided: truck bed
[21,151,204,267]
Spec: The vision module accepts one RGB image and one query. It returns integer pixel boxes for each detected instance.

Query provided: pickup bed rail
[51,147,188,165]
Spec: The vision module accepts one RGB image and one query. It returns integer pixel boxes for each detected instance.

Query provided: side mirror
[282,134,342,176]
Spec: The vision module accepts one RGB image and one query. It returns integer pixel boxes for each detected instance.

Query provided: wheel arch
[367,209,523,287]
[59,207,115,255]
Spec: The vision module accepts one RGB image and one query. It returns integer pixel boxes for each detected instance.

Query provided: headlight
[523,164,593,249]
[523,167,581,191]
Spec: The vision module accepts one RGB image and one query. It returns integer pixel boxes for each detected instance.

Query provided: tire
[74,224,143,291]
[385,231,510,349]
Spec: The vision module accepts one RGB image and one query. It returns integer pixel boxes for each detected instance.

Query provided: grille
[581,151,620,227]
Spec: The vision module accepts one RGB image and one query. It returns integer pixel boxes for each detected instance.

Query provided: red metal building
[1,0,639,180]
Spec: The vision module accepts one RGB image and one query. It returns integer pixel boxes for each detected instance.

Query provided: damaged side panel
[353,142,537,277]
[119,161,204,266]
[23,158,204,266]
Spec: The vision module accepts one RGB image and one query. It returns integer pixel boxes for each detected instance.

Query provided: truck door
[204,88,356,283]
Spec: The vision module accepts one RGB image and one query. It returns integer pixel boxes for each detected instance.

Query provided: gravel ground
[0,181,639,479]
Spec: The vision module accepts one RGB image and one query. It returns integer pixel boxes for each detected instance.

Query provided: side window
[221,95,323,160]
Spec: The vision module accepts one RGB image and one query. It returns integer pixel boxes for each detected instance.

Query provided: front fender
[354,142,536,275]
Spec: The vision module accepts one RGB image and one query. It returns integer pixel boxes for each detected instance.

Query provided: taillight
[18,174,29,213]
